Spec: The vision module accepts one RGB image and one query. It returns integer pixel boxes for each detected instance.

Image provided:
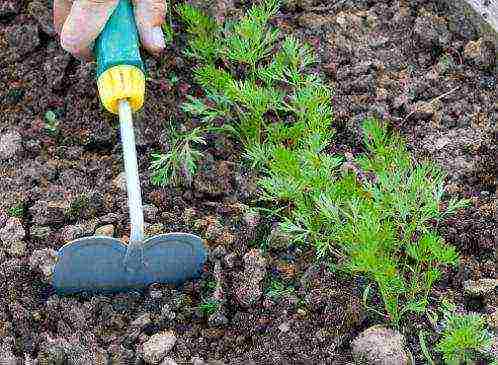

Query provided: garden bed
[0,0,495,364]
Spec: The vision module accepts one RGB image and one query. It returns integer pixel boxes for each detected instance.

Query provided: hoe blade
[52,234,206,295]
[142,233,206,286]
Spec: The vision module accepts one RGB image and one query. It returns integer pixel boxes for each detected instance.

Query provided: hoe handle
[96,0,146,271]
[94,0,146,114]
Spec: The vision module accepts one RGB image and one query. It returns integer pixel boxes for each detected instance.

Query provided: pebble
[142,331,177,364]
[0,131,22,161]
[464,38,496,69]
[207,308,229,327]
[95,224,115,237]
[7,240,26,257]
[0,209,7,227]
[60,224,86,242]
[351,325,411,365]
[130,313,152,330]
[145,223,165,238]
[234,249,267,307]
[223,253,236,268]
[278,322,291,333]
[29,249,58,282]
[211,246,227,261]
[463,278,498,297]
[0,343,18,365]
[112,172,127,191]
[160,358,178,365]
[410,101,438,120]
[0,218,25,244]
[30,225,52,240]
[143,204,159,222]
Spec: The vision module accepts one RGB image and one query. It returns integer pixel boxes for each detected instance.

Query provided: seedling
[44,110,60,136]
[266,278,295,299]
[198,298,220,316]
[8,203,25,218]
[150,124,206,187]
[175,1,468,326]
[436,304,494,364]
[66,193,90,220]
[260,119,468,324]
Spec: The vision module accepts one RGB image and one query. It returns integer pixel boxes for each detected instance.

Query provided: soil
[0,0,495,364]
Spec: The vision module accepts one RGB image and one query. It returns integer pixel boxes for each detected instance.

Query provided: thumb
[133,0,166,56]
[60,0,119,60]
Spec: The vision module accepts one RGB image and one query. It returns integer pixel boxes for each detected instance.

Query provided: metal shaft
[118,99,145,272]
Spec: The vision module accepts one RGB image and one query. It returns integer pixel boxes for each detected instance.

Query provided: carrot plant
[436,301,494,365]
[161,0,469,325]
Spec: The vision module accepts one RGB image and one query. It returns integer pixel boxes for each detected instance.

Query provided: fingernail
[151,26,166,52]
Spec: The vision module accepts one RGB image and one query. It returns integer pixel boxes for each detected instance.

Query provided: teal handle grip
[94,0,144,78]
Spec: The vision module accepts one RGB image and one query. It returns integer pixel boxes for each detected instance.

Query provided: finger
[54,0,73,34]
[60,0,119,60]
[133,0,166,56]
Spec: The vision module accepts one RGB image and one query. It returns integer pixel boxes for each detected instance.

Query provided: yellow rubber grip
[97,65,145,114]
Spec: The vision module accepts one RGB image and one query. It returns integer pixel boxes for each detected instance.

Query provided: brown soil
[0,0,495,364]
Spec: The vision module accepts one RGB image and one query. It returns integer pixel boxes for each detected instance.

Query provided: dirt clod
[7,23,40,58]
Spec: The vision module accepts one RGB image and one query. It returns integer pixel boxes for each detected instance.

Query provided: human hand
[54,0,166,60]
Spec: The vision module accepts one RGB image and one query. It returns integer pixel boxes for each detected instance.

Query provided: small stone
[142,331,177,364]
[0,131,22,161]
[410,101,438,121]
[463,38,496,69]
[30,225,52,240]
[130,313,152,330]
[29,249,58,282]
[207,308,229,327]
[145,223,165,238]
[60,224,86,242]
[0,209,7,227]
[211,246,226,261]
[160,358,178,365]
[192,357,207,365]
[143,204,159,222]
[278,322,291,333]
[7,240,26,257]
[351,325,411,365]
[0,218,25,245]
[98,213,121,224]
[0,343,18,365]
[463,278,498,297]
[223,253,236,268]
[234,249,267,307]
[95,224,115,237]
[160,304,176,322]
[112,172,127,191]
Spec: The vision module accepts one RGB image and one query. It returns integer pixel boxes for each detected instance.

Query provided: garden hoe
[52,0,206,295]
